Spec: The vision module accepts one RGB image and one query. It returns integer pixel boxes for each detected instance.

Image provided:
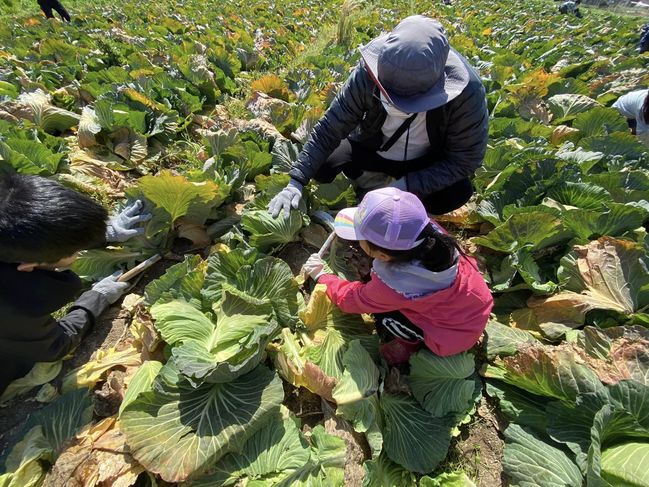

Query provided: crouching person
[303,187,493,365]
[0,174,149,394]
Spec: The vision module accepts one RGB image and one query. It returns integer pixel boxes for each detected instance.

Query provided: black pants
[374,311,425,343]
[313,139,474,215]
[37,0,71,21]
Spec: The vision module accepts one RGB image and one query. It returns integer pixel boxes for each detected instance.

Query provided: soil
[275,241,317,275]
[445,396,507,487]
[282,381,324,429]
[321,399,370,487]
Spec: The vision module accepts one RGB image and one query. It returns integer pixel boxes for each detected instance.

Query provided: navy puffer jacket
[288,52,489,196]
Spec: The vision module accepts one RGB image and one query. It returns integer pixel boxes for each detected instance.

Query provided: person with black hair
[559,0,583,18]
[37,0,71,21]
[0,174,151,394]
[640,24,649,54]
[302,187,493,365]
[613,88,649,147]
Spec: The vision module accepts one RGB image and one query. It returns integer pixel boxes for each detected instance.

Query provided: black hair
[0,174,108,263]
[365,223,464,272]
[643,92,649,124]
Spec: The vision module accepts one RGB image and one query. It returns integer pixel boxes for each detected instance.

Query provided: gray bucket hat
[359,15,470,113]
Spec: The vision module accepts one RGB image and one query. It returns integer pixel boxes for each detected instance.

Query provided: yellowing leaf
[45,417,145,487]
[121,87,167,112]
[0,361,62,404]
[551,125,580,145]
[137,170,224,222]
[62,347,141,392]
[251,74,291,101]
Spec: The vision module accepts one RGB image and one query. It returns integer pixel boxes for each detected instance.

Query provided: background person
[268,15,488,219]
[303,187,493,365]
[559,0,583,18]
[639,23,649,54]
[37,0,71,21]
[0,174,150,394]
[613,88,649,147]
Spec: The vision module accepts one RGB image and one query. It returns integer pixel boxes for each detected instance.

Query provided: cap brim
[334,208,361,241]
[359,37,471,113]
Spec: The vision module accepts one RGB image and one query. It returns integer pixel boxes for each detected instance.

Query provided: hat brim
[359,35,470,113]
[334,207,361,241]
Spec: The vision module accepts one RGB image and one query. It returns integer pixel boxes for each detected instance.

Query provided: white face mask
[380,93,411,118]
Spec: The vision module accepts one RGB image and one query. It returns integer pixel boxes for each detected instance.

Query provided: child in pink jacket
[303,187,493,364]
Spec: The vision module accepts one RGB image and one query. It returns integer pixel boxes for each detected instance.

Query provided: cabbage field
[0,0,648,485]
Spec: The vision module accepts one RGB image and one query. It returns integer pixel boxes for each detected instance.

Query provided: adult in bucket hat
[268,15,488,219]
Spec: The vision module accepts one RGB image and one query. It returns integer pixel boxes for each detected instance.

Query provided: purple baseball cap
[334,188,430,250]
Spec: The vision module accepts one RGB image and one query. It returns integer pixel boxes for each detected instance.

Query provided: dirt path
[447,397,506,486]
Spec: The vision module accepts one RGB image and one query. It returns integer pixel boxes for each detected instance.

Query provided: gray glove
[105,200,152,243]
[92,271,129,304]
[268,179,303,219]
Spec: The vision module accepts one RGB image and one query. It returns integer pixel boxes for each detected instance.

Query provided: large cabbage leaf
[189,413,311,487]
[510,237,649,330]
[71,248,144,281]
[18,90,80,133]
[561,203,648,241]
[409,350,479,417]
[201,248,300,327]
[484,344,605,402]
[503,424,582,487]
[473,210,574,253]
[547,94,599,121]
[332,340,379,405]
[241,208,306,252]
[381,393,455,474]
[0,427,51,487]
[572,107,627,138]
[0,138,64,176]
[151,299,277,383]
[136,170,228,224]
[143,254,206,308]
[120,363,284,483]
[362,454,416,487]
[600,442,649,487]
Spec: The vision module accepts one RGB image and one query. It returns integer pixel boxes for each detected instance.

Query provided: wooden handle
[117,254,162,282]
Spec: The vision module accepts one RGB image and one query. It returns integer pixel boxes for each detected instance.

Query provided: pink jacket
[318,255,493,356]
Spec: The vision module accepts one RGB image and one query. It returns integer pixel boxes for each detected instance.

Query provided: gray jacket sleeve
[289,63,373,185]
[405,80,489,195]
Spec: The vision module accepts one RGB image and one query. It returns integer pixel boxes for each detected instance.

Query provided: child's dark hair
[365,223,464,271]
[0,174,108,263]
[643,92,649,124]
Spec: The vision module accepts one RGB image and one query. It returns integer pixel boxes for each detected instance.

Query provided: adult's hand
[267,179,303,219]
[92,271,129,305]
[105,200,152,243]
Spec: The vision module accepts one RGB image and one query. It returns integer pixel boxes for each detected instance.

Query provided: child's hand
[303,254,327,281]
